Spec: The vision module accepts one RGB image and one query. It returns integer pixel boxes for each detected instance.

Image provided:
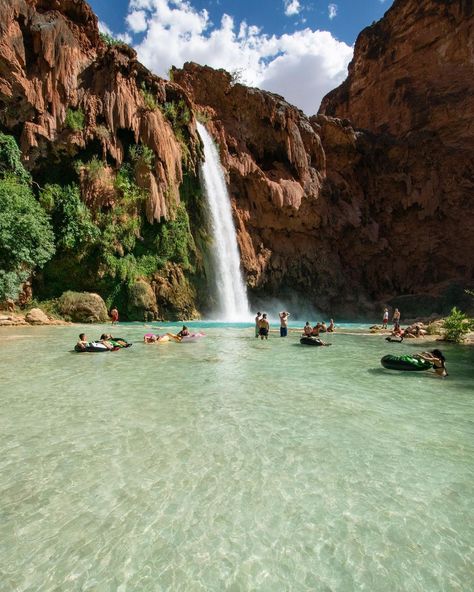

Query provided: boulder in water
[58,291,108,323]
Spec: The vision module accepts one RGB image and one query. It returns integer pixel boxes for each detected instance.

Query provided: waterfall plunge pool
[1,323,473,591]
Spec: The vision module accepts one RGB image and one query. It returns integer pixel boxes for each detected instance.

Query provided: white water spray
[197,122,250,321]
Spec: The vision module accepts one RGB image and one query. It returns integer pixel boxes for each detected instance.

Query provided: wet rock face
[173,64,334,304]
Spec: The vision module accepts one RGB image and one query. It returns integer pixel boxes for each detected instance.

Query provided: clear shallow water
[1,323,473,591]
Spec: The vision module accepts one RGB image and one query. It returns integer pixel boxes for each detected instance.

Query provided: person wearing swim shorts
[258,313,269,340]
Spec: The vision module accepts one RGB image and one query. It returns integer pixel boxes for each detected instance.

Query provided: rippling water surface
[1,323,473,591]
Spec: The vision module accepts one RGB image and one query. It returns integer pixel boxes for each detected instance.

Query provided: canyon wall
[0,0,205,318]
[0,0,472,318]
[174,0,474,315]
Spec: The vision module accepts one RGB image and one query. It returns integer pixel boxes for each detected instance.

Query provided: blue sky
[88,0,394,114]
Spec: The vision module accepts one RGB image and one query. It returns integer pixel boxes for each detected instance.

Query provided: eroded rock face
[127,280,158,321]
[318,0,474,311]
[173,64,337,306]
[174,0,474,314]
[320,0,474,144]
[0,0,195,223]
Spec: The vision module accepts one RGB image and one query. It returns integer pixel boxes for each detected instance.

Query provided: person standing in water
[279,311,290,337]
[110,307,119,325]
[258,313,270,340]
[382,308,389,328]
[392,308,401,331]
[255,312,262,338]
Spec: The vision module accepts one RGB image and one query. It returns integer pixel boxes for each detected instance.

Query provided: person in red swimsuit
[110,307,119,324]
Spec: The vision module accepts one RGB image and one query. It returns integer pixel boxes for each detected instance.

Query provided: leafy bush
[95,125,111,141]
[65,108,85,132]
[0,176,55,299]
[0,132,30,183]
[40,184,99,249]
[140,83,158,111]
[100,32,121,47]
[155,204,195,270]
[162,99,191,128]
[80,155,105,180]
[129,144,155,172]
[442,307,474,342]
[114,165,147,205]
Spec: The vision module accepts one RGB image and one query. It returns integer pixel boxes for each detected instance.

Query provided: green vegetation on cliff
[33,143,205,318]
[0,134,55,300]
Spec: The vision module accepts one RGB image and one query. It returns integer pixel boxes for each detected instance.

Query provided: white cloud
[98,20,113,35]
[127,10,148,33]
[328,3,337,20]
[125,0,353,114]
[284,0,301,17]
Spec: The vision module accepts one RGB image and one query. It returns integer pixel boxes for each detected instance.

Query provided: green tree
[65,108,85,132]
[0,177,55,299]
[0,132,30,183]
[40,184,99,249]
[442,307,474,343]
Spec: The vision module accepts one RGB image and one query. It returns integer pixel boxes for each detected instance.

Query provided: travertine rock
[25,307,50,324]
[0,0,194,223]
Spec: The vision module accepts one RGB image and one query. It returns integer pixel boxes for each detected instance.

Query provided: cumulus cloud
[284,0,301,17]
[328,3,337,20]
[127,10,148,33]
[98,20,113,35]
[124,0,352,114]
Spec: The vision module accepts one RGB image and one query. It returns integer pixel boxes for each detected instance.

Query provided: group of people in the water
[73,304,448,377]
[143,325,200,343]
[254,311,335,341]
[75,333,131,352]
[253,309,447,376]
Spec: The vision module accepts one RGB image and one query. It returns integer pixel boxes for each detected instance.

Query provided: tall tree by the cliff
[0,133,55,300]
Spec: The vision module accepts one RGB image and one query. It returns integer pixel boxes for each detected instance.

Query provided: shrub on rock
[58,291,108,323]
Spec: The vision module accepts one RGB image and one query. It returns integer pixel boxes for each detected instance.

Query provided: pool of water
[1,323,473,591]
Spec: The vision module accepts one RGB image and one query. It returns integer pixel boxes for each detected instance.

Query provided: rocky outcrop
[25,307,50,324]
[57,291,108,322]
[320,0,474,144]
[0,0,198,223]
[317,0,474,312]
[127,280,158,321]
[152,263,200,320]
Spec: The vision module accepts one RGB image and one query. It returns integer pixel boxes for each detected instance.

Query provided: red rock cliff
[0,0,197,222]
[320,0,474,144]
[175,0,474,314]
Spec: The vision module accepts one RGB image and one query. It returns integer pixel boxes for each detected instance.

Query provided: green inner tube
[381,354,433,371]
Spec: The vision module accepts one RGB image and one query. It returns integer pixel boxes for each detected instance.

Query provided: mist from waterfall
[197,122,250,321]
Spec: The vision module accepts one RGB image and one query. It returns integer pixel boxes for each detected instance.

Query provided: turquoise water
[1,323,473,591]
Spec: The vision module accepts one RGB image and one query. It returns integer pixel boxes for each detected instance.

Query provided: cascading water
[197,122,250,321]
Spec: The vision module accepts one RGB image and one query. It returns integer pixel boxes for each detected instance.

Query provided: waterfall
[197,122,250,321]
